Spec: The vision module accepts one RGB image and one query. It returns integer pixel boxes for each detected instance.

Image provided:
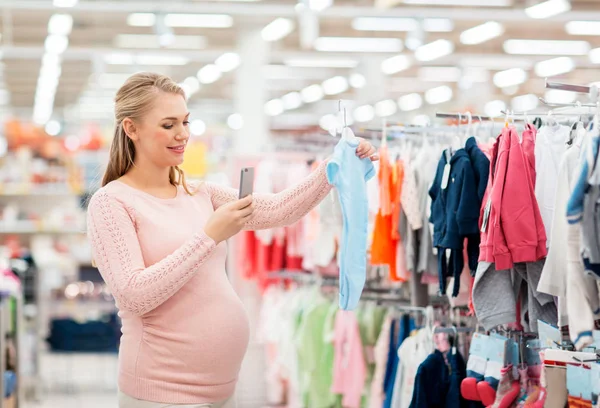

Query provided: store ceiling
[1,0,600,129]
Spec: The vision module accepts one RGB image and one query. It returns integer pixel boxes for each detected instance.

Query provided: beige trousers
[118,392,237,408]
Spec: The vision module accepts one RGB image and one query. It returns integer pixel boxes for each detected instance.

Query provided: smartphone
[238,167,255,199]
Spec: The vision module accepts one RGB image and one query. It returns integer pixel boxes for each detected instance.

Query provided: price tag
[441,164,451,190]
[481,198,492,233]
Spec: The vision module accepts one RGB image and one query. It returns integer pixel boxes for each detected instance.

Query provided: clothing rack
[545,78,600,102]
[434,326,476,334]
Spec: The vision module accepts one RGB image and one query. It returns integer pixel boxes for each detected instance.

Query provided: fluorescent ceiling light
[183,76,201,94]
[353,105,375,123]
[262,18,295,42]
[375,99,397,117]
[322,76,349,95]
[44,34,69,55]
[352,17,453,33]
[403,0,511,5]
[504,39,590,55]
[463,67,490,83]
[127,13,156,27]
[534,56,575,77]
[190,120,206,136]
[48,14,73,36]
[135,54,189,65]
[319,114,338,132]
[283,58,359,68]
[484,100,507,117]
[265,99,284,116]
[300,84,324,103]
[215,53,240,72]
[398,93,423,111]
[227,114,244,130]
[165,14,233,28]
[545,89,577,104]
[53,0,78,7]
[590,48,600,64]
[45,120,61,136]
[415,40,454,62]
[460,22,504,45]
[418,66,461,82]
[412,114,430,126]
[381,55,411,75]
[349,73,366,89]
[115,34,206,50]
[197,64,222,84]
[493,68,527,88]
[97,73,130,89]
[511,94,538,111]
[525,0,570,19]
[566,21,600,36]
[459,56,533,70]
[281,92,303,110]
[104,53,135,65]
[425,86,453,105]
[308,0,333,11]
[314,37,403,53]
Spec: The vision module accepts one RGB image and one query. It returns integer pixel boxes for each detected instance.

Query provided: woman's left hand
[356,138,379,161]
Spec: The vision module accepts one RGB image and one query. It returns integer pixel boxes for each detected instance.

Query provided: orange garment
[391,159,404,241]
[370,146,402,281]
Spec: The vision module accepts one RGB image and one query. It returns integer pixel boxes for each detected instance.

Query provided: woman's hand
[356,138,379,161]
[205,195,254,244]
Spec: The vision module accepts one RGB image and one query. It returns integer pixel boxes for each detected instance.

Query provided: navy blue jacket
[465,137,490,205]
[429,149,480,250]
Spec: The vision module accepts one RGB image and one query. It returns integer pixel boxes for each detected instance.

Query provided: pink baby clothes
[87,162,332,405]
[331,311,367,408]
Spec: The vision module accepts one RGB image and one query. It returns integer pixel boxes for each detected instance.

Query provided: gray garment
[118,392,236,408]
[473,262,516,330]
[582,183,600,267]
[513,260,558,333]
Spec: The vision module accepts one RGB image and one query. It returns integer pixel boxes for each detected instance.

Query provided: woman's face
[129,91,190,168]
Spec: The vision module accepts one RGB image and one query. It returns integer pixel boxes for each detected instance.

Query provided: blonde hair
[101,72,192,194]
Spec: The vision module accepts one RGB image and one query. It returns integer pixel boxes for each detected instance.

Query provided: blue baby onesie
[326,136,375,310]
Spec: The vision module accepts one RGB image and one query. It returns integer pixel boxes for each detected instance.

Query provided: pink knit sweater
[87,162,332,404]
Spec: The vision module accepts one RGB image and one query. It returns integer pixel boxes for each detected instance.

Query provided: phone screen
[238,167,255,199]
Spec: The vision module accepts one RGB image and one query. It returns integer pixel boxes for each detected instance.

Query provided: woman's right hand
[204,195,254,244]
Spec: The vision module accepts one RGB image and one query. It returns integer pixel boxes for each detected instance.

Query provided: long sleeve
[87,191,217,316]
[205,161,332,230]
[456,163,479,237]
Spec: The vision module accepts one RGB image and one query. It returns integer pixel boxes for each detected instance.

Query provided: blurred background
[0,0,598,407]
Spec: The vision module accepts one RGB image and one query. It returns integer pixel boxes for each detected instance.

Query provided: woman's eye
[183,121,190,126]
[163,124,174,129]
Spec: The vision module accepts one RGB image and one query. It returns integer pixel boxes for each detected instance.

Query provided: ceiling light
[135,54,189,65]
[493,68,527,88]
[104,53,135,65]
[48,14,73,35]
[484,100,507,117]
[460,21,504,45]
[115,34,206,50]
[511,94,538,111]
[566,21,600,36]
[590,48,600,64]
[425,86,453,105]
[227,113,244,130]
[281,92,303,110]
[398,93,423,111]
[183,76,201,94]
[319,114,338,132]
[265,99,284,116]
[534,56,575,77]
[525,0,571,19]
[127,13,156,27]
[353,105,375,123]
[197,64,222,84]
[459,56,533,70]
[412,114,430,126]
[190,120,206,136]
[418,66,461,82]
[381,55,411,75]
[351,17,453,32]
[308,0,333,11]
[544,89,577,104]
[45,34,69,54]
[215,53,241,72]
[164,14,233,28]
[322,76,349,95]
[283,58,359,68]
[375,99,397,117]
[504,39,590,55]
[349,73,366,88]
[300,84,324,103]
[45,120,61,136]
[53,0,78,7]
[415,40,454,62]
[314,37,403,53]
[97,73,130,89]
[462,67,490,83]
[403,0,511,5]
[262,18,295,42]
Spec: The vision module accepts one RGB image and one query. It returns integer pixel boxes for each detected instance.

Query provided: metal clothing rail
[434,326,476,334]
[545,78,600,102]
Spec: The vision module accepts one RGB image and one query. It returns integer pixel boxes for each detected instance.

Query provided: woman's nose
[174,132,188,142]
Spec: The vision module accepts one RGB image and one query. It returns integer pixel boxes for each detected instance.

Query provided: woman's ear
[122,118,138,141]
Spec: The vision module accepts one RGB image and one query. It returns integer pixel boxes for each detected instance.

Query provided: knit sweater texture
[86,162,332,404]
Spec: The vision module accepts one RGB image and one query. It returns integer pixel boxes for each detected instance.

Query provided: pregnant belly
[130,284,250,386]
